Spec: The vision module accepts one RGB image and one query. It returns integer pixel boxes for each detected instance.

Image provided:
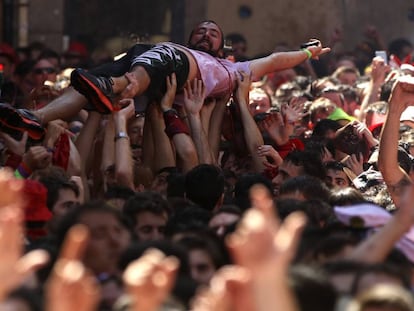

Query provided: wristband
[163,109,190,139]
[16,162,32,179]
[301,48,312,59]
[114,131,129,141]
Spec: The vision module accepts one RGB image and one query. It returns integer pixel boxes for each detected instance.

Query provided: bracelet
[16,162,32,179]
[114,131,129,141]
[163,109,190,139]
[301,48,312,59]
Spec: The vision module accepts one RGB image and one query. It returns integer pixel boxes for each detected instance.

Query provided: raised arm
[159,74,198,172]
[234,71,266,172]
[208,95,230,161]
[113,99,136,190]
[183,79,215,164]
[378,76,414,206]
[249,40,330,79]
[358,56,390,122]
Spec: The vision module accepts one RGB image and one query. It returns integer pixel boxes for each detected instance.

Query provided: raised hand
[371,56,391,85]
[305,39,331,60]
[45,225,100,311]
[284,97,308,123]
[235,71,251,103]
[0,131,28,157]
[227,184,306,311]
[114,98,136,120]
[0,170,49,301]
[191,265,253,311]
[342,153,364,177]
[183,79,207,116]
[257,144,283,169]
[159,73,177,112]
[123,249,179,311]
[23,146,53,172]
[258,112,287,146]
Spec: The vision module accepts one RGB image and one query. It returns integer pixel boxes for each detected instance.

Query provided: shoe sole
[0,104,45,140]
[0,118,44,140]
[75,70,114,113]
[71,71,109,114]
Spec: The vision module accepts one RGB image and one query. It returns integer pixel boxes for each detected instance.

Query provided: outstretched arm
[249,40,330,79]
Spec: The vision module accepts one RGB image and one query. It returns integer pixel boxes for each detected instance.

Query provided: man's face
[188,22,223,57]
[189,249,216,285]
[337,72,358,86]
[134,211,168,241]
[326,169,350,189]
[249,91,271,116]
[52,188,79,219]
[272,161,303,196]
[80,211,131,275]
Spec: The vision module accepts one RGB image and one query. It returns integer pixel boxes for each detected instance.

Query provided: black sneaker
[70,68,115,114]
[0,103,45,141]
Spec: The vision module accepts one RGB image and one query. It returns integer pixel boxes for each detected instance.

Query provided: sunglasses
[33,67,56,75]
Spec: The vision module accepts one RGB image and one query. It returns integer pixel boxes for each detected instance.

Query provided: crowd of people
[1,19,414,311]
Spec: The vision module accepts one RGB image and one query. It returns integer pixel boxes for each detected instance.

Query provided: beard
[188,38,219,57]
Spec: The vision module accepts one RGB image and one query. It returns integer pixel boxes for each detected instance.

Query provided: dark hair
[104,184,135,201]
[284,150,327,181]
[185,164,224,212]
[165,204,211,237]
[187,20,225,53]
[166,172,186,198]
[176,233,227,269]
[233,173,273,212]
[55,200,131,246]
[289,264,338,311]
[312,119,341,138]
[329,187,367,206]
[279,175,331,202]
[123,191,171,226]
[33,166,79,212]
[388,38,413,60]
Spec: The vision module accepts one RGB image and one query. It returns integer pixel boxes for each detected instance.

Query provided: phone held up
[375,50,388,65]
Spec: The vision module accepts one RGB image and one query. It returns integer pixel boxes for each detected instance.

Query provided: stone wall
[204,0,414,57]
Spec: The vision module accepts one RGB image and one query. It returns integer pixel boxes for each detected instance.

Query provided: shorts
[130,43,189,100]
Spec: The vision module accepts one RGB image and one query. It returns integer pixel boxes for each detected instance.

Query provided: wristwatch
[114,131,129,141]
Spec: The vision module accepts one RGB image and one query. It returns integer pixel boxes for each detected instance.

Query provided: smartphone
[300,41,319,49]
[253,112,270,122]
[375,50,388,64]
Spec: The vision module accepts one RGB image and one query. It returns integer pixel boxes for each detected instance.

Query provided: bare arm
[378,77,414,206]
[148,102,176,174]
[249,40,330,79]
[358,57,390,122]
[347,183,414,263]
[235,71,266,173]
[113,99,136,190]
[73,111,101,200]
[208,95,230,161]
[159,74,198,173]
[184,79,215,164]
